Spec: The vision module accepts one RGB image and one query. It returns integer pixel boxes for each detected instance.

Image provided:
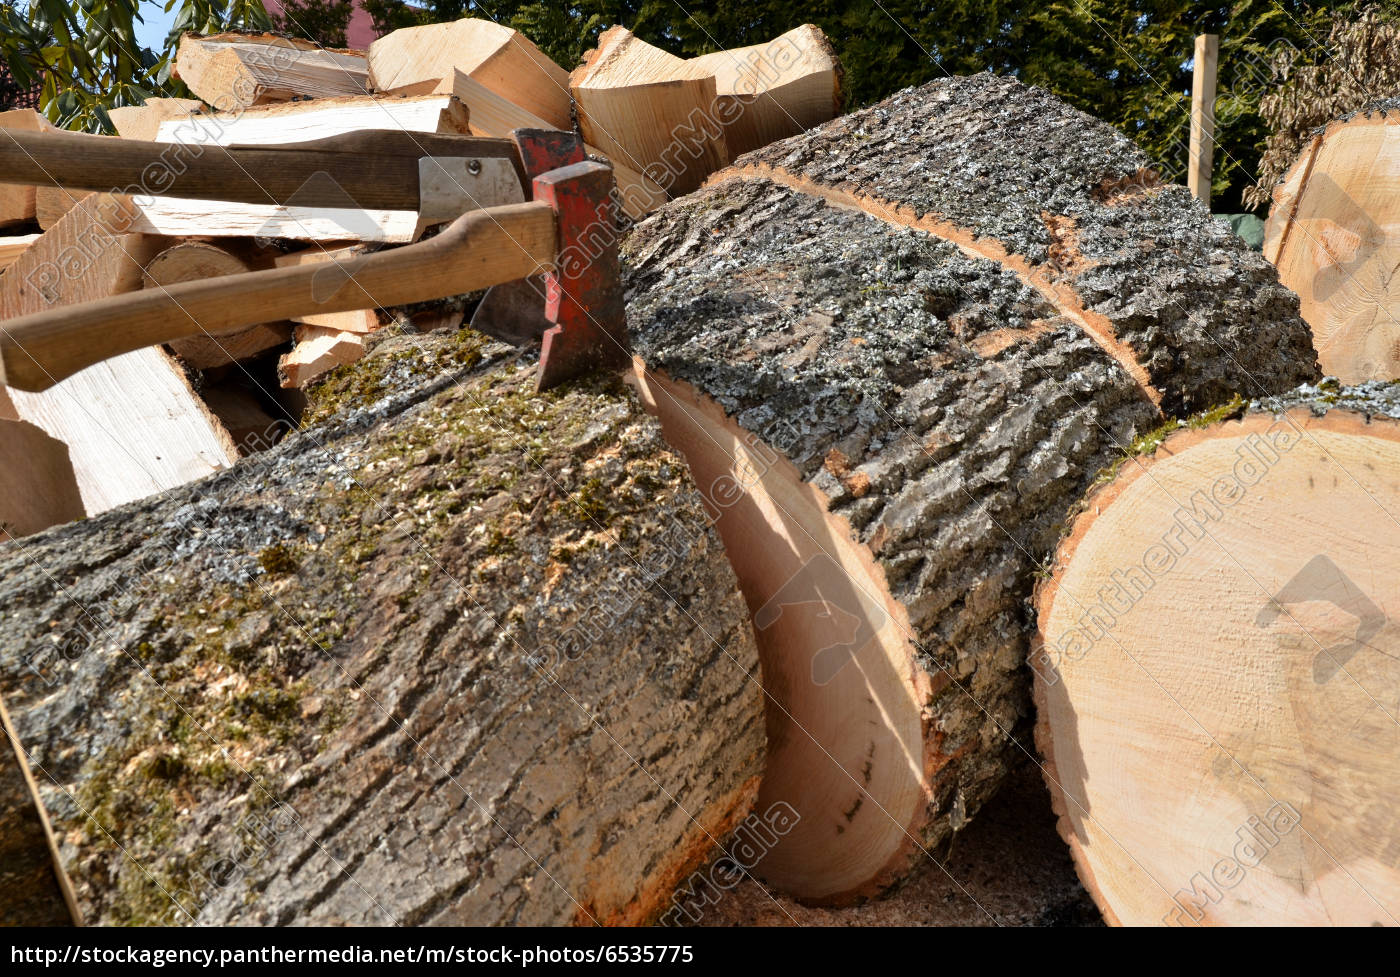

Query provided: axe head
[472,130,631,390]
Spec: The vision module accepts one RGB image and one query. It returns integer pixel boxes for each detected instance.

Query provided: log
[152,92,470,145]
[0,417,84,537]
[272,244,381,333]
[0,109,56,227]
[688,24,842,158]
[107,97,205,141]
[622,74,1319,903]
[277,323,365,387]
[1263,101,1400,383]
[119,94,472,244]
[367,18,572,130]
[143,241,295,370]
[0,331,764,925]
[33,187,78,230]
[166,322,294,372]
[0,691,78,925]
[571,26,728,198]
[433,69,668,220]
[174,33,369,110]
[1034,380,1400,925]
[0,193,239,516]
[0,232,40,270]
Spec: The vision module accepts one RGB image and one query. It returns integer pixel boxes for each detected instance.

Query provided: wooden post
[1189,33,1219,208]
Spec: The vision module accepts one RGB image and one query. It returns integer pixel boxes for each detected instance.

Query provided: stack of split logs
[2,22,1399,930]
[0,20,840,537]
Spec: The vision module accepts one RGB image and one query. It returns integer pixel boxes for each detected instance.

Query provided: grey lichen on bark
[622,75,1321,892]
[736,73,1319,415]
[0,327,763,926]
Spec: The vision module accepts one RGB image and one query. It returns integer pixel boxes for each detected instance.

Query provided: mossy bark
[622,74,1321,893]
[0,328,764,926]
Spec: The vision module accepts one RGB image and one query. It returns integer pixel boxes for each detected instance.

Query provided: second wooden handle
[0,201,556,391]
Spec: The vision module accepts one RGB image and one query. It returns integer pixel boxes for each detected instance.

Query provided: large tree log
[622,74,1320,904]
[1263,100,1400,383]
[0,329,764,925]
[1034,380,1400,926]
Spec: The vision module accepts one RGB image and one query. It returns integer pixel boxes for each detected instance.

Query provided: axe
[0,128,629,392]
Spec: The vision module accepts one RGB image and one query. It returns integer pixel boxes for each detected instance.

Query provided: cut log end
[1034,384,1400,925]
[1264,105,1400,383]
[628,363,928,902]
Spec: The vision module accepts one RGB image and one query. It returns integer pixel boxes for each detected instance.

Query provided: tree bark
[622,73,1321,903]
[0,328,764,925]
[1035,379,1400,925]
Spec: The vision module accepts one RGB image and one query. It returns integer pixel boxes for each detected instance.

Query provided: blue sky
[134,1,178,52]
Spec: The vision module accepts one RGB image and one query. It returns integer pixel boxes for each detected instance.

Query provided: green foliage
[1246,3,1400,209]
[0,0,1377,210]
[359,0,1361,213]
[0,0,270,131]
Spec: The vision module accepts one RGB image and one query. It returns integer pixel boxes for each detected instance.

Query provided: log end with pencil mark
[1034,384,1400,925]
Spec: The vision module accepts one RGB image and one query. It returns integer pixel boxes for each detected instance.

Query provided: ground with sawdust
[697,761,1103,926]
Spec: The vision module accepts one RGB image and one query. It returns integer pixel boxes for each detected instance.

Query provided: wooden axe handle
[0,128,525,210]
[0,202,556,391]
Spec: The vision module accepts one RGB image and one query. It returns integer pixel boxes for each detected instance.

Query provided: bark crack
[712,163,1165,413]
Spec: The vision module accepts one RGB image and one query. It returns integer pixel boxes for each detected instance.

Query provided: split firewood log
[433,69,667,220]
[622,74,1319,904]
[174,33,369,110]
[0,331,764,925]
[367,18,572,130]
[118,94,471,244]
[1264,100,1400,383]
[143,240,294,371]
[278,323,366,388]
[687,24,842,158]
[33,186,79,230]
[0,194,239,520]
[107,97,205,141]
[0,409,84,538]
[1035,380,1400,926]
[571,27,728,198]
[0,232,39,270]
[272,244,381,335]
[0,109,56,228]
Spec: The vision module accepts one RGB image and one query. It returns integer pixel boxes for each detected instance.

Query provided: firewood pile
[2,18,1399,931]
[0,20,840,532]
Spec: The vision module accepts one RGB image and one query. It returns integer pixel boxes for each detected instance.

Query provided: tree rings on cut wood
[1035,382,1400,925]
[1265,101,1400,383]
